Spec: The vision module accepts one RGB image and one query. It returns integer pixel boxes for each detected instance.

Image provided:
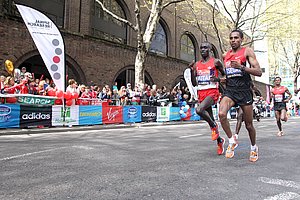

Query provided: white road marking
[72,145,94,150]
[0,146,93,161]
[264,192,300,200]
[0,147,68,161]
[258,177,300,189]
[179,133,203,138]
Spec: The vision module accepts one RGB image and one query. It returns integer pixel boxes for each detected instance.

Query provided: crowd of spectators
[1,67,197,107]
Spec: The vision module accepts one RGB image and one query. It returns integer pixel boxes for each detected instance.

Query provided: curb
[0,120,205,136]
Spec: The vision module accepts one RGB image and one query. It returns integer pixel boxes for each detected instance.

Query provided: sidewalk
[0,120,205,136]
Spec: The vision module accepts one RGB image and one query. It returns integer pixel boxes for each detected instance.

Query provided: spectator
[1,75,6,94]
[20,67,27,79]
[119,86,128,105]
[111,88,120,105]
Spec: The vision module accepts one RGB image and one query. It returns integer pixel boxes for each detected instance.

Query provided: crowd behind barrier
[1,69,299,129]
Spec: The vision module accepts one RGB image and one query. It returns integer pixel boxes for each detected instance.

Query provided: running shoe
[277,131,284,136]
[249,146,259,162]
[225,143,235,158]
[232,134,239,149]
[211,124,220,141]
[217,137,225,155]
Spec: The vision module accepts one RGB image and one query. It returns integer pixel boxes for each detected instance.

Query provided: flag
[16,4,65,91]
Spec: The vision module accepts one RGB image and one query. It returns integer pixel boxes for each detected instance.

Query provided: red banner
[102,106,123,124]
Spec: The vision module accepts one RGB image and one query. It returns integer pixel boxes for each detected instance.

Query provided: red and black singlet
[194,57,219,90]
[272,86,286,103]
[223,47,252,89]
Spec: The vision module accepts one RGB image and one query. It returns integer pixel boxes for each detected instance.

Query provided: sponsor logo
[142,112,156,117]
[27,19,52,29]
[22,112,51,120]
[0,105,11,116]
[107,108,119,121]
[61,107,71,118]
[128,107,138,118]
[80,112,101,117]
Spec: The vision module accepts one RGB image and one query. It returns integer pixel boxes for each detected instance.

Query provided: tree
[266,0,300,94]
[95,0,185,87]
[182,0,286,53]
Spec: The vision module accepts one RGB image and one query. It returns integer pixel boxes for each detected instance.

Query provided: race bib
[274,94,283,102]
[226,67,243,78]
[196,74,210,85]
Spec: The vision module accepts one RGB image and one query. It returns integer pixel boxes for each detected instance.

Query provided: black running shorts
[274,102,287,111]
[223,88,253,106]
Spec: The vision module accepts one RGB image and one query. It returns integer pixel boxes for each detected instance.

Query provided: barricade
[0,94,201,129]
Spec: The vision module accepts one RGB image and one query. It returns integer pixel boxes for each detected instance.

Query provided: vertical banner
[20,105,52,128]
[157,107,170,122]
[141,106,157,122]
[0,104,20,128]
[16,4,65,91]
[102,106,123,124]
[52,105,79,126]
[123,105,142,123]
[79,106,102,125]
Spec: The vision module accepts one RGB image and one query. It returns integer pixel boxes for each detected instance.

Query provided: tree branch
[95,0,137,31]
[162,0,186,11]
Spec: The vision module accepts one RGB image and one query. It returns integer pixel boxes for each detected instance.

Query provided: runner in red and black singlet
[270,76,292,136]
[218,30,262,162]
[189,42,226,155]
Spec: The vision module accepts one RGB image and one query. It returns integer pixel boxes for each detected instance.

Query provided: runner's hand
[210,76,220,82]
[230,60,242,69]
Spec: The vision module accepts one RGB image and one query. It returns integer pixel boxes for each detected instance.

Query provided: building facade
[0,0,224,89]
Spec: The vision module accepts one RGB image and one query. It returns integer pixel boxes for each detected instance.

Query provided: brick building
[0,0,268,99]
[0,0,226,90]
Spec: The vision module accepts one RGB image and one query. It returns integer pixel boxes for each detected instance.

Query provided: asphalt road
[0,117,300,200]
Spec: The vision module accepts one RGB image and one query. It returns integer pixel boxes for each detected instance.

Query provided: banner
[157,107,170,122]
[0,104,20,128]
[123,105,142,123]
[170,107,181,121]
[141,106,157,122]
[52,105,79,126]
[16,4,65,91]
[18,95,55,105]
[20,105,52,128]
[79,106,102,125]
[102,106,123,124]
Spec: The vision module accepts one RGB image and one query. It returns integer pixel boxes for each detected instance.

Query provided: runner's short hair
[231,29,244,38]
[274,76,281,81]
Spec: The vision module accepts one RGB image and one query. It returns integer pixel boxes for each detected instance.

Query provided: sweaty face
[200,43,210,58]
[229,32,243,49]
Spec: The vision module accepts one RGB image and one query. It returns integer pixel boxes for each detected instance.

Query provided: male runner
[218,30,262,162]
[234,82,262,145]
[190,42,226,155]
[270,76,292,136]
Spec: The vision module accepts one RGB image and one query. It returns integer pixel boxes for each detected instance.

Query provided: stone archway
[14,50,86,86]
[113,66,154,89]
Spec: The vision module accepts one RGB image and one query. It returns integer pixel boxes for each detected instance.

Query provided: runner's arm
[244,47,262,77]
[284,87,292,103]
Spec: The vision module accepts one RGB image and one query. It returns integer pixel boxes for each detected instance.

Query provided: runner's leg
[196,96,215,127]
[218,96,235,138]
[241,104,256,146]
[275,110,282,131]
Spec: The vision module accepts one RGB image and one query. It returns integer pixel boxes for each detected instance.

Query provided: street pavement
[0,117,299,200]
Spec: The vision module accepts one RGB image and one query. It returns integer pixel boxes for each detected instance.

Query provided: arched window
[93,0,127,44]
[211,44,219,58]
[149,22,167,55]
[5,0,65,27]
[180,34,196,62]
